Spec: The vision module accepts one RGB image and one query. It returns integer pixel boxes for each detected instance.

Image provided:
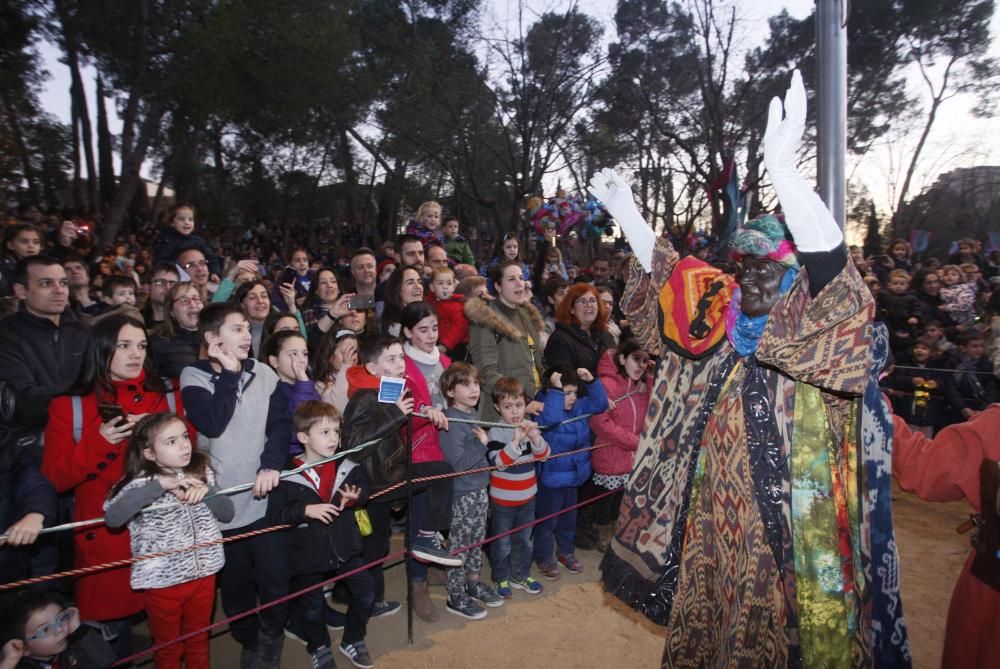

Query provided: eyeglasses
[173,296,204,306]
[182,259,209,270]
[26,608,76,641]
[151,279,178,288]
[575,298,599,307]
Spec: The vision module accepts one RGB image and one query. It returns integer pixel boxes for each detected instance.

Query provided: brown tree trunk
[55,0,97,214]
[1,93,39,204]
[96,76,116,211]
[102,103,163,248]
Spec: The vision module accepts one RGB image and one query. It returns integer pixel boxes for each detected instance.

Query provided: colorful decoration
[524,188,613,240]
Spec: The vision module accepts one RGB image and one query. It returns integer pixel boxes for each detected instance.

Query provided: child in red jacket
[426,265,470,360]
[588,340,653,551]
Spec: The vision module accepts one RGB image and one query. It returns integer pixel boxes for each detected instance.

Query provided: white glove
[763,70,843,253]
[588,168,655,272]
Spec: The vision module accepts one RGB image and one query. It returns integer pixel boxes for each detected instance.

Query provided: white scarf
[404,341,440,366]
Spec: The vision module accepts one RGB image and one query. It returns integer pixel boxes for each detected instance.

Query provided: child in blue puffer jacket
[532,366,607,579]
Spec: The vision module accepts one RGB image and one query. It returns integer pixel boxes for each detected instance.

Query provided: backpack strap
[71,395,83,443]
[161,378,177,414]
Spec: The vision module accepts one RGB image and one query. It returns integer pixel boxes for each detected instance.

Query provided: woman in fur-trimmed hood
[465,259,546,422]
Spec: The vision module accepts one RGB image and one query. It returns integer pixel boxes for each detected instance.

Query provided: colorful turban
[729,214,799,269]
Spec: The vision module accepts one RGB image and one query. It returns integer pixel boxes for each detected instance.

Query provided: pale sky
[37,0,1000,234]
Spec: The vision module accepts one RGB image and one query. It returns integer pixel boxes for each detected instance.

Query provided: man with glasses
[143,262,180,326]
[176,248,212,299]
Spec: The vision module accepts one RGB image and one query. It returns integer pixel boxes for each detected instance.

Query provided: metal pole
[816,0,848,230]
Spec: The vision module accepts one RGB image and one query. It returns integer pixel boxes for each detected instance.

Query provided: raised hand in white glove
[588,168,655,272]
[763,69,843,252]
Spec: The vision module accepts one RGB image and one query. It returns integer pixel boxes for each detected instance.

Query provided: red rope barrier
[110,486,622,666]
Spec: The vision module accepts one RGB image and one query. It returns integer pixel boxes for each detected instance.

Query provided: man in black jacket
[0,257,90,445]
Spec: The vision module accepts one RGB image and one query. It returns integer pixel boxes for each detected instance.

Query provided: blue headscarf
[726,266,798,357]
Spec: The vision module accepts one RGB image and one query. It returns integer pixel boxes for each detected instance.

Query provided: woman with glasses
[149,282,205,379]
[41,313,190,659]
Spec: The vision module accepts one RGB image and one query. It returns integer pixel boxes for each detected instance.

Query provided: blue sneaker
[510,576,543,594]
[495,579,513,599]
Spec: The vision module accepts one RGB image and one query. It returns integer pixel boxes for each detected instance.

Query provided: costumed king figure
[593,71,910,668]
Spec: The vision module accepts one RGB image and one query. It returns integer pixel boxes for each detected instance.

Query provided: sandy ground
[126,481,967,668]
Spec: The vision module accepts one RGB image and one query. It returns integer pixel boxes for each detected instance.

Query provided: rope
[0,438,616,590]
[110,486,622,666]
[891,364,998,376]
[2,407,613,542]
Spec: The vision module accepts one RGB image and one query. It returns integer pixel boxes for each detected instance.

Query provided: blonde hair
[417,201,442,217]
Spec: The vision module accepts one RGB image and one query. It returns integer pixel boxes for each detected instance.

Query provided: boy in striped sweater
[486,377,550,598]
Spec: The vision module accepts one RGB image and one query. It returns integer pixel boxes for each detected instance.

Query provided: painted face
[23,604,75,659]
[351,254,377,289]
[400,268,424,305]
[171,289,203,330]
[443,219,459,239]
[448,378,481,411]
[419,207,441,231]
[149,271,179,305]
[8,230,42,259]
[143,418,192,470]
[241,284,271,322]
[497,265,526,307]
[269,335,308,383]
[431,272,456,301]
[18,264,69,318]
[331,336,358,373]
[572,291,599,328]
[178,250,209,286]
[210,312,252,360]
[738,257,788,317]
[108,323,147,382]
[620,350,650,381]
[502,238,519,260]
[300,417,341,460]
[171,207,195,235]
[921,273,941,297]
[315,270,339,303]
[401,242,424,269]
[495,394,526,425]
[290,250,309,274]
[404,314,439,354]
[368,342,406,378]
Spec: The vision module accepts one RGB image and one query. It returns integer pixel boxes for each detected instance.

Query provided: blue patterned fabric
[862,322,912,667]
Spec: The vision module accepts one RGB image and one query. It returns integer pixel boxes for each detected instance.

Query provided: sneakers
[495,580,513,599]
[510,576,544,594]
[446,596,487,620]
[557,553,583,574]
[537,562,561,580]
[370,599,401,619]
[310,645,337,669]
[466,581,504,607]
[339,640,375,669]
[410,581,440,622]
[410,534,464,567]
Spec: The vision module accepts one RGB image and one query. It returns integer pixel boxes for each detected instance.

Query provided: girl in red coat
[588,339,653,551]
[892,403,1000,669]
[42,313,188,658]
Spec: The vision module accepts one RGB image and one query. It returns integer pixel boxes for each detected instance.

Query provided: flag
[909,229,931,254]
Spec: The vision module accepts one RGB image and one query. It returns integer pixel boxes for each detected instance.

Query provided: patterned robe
[601,238,910,668]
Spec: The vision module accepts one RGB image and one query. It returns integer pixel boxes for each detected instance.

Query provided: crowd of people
[0,186,997,668]
[0,200,653,669]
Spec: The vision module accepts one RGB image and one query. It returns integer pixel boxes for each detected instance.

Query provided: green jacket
[465,296,545,421]
[444,236,476,266]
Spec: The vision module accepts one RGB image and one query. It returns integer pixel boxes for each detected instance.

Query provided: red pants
[145,575,216,669]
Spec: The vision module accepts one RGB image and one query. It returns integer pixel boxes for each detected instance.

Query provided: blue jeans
[533,485,577,566]
[489,500,534,582]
